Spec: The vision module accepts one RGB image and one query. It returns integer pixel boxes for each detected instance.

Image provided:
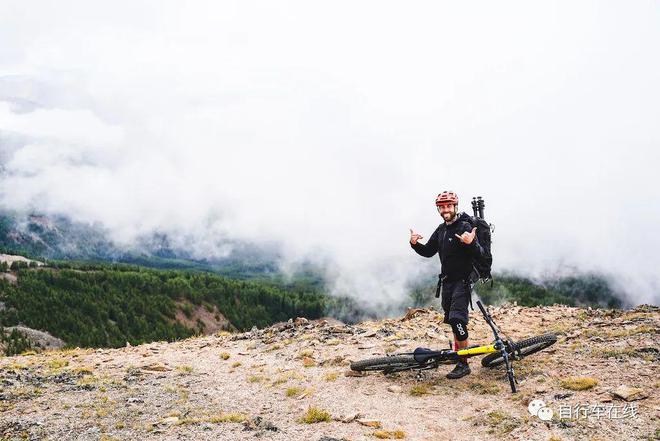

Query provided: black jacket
[410,212,486,282]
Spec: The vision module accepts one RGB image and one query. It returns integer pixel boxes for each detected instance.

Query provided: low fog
[1,1,658,307]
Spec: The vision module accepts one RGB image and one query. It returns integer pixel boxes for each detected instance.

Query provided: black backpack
[466,215,493,283]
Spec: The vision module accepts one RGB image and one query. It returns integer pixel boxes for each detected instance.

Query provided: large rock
[610,385,649,401]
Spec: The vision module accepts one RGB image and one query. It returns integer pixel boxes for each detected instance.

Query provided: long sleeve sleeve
[410,226,440,258]
[456,221,486,257]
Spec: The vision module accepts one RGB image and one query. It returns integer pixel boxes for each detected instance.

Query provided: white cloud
[0,1,658,306]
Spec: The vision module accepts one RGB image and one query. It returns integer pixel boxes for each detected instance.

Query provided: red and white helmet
[435,191,458,206]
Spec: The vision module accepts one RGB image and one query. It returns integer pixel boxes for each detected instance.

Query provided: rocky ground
[0,303,658,441]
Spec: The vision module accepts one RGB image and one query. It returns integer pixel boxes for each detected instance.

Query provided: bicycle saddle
[413,347,435,363]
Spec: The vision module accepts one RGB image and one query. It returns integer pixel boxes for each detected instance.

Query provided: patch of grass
[6,386,43,399]
[584,325,657,339]
[484,410,521,435]
[549,322,573,335]
[220,352,231,360]
[49,347,94,357]
[373,429,406,439]
[176,365,194,374]
[76,375,99,387]
[286,386,304,397]
[384,345,398,354]
[69,366,94,375]
[297,349,314,358]
[273,370,301,385]
[560,377,598,391]
[621,311,653,320]
[95,399,115,418]
[176,387,190,404]
[247,375,265,383]
[324,372,339,382]
[299,406,331,424]
[595,347,637,359]
[47,358,69,369]
[409,383,431,396]
[468,381,501,395]
[2,362,30,370]
[208,412,247,423]
[231,361,242,368]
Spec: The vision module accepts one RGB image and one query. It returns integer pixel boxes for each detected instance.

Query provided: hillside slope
[0,303,657,440]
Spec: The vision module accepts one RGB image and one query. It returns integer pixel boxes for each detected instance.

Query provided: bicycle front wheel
[350,354,421,373]
[481,333,557,368]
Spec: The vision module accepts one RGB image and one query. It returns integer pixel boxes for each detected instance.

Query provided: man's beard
[443,211,457,223]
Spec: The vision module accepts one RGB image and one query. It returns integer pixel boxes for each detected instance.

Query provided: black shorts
[440,280,471,325]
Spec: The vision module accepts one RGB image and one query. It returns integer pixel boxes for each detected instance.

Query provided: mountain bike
[349,300,557,393]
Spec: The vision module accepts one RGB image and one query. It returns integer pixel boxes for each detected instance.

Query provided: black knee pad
[449,318,469,341]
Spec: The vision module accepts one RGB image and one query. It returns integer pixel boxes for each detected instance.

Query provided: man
[409,191,486,379]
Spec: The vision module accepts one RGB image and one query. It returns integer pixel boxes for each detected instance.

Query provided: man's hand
[455,227,477,245]
[410,228,423,245]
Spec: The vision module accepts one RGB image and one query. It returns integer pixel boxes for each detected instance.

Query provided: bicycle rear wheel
[350,354,421,373]
[481,333,557,368]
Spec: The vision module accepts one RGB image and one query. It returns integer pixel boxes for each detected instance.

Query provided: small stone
[327,325,349,334]
[263,420,278,431]
[357,419,382,428]
[142,363,171,372]
[357,343,376,349]
[160,416,179,425]
[337,412,362,423]
[294,317,309,326]
[242,416,278,432]
[610,385,649,402]
[345,370,364,377]
[387,385,402,393]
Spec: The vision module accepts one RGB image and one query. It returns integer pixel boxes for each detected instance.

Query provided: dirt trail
[1,303,657,440]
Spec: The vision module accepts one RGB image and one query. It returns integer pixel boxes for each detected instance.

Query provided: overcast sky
[0,1,658,307]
